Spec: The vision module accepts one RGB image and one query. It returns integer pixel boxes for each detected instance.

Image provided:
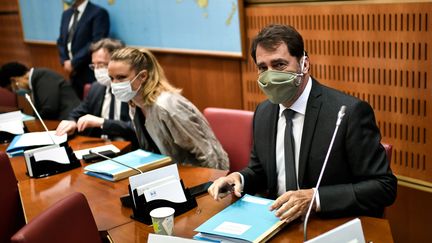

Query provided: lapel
[298,79,322,187]
[265,103,280,195]
[95,85,106,116]
[120,102,130,121]
[62,9,74,35]
[73,2,93,41]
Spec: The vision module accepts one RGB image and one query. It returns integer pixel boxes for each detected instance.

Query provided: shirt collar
[28,67,34,91]
[279,76,312,117]
[76,0,88,14]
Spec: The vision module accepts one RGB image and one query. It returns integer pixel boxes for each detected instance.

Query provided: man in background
[56,38,138,147]
[57,0,109,98]
[0,62,80,120]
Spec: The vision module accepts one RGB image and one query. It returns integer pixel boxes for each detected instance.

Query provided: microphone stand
[24,94,56,144]
[303,105,346,242]
[89,150,143,174]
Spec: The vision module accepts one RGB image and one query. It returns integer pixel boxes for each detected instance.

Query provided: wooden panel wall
[243,1,432,183]
[242,1,432,242]
[0,1,243,112]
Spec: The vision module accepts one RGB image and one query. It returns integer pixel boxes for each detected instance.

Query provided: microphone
[89,150,143,174]
[24,93,56,144]
[89,150,142,208]
[303,105,346,242]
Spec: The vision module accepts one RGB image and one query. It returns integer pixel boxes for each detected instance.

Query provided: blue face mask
[15,88,30,96]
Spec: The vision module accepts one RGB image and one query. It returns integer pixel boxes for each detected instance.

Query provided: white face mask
[111,72,142,102]
[94,68,111,86]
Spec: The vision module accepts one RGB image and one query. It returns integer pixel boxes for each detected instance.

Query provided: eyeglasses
[89,63,108,70]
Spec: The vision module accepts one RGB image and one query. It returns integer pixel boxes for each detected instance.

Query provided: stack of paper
[0,111,25,135]
[84,149,172,181]
[129,164,186,206]
[194,194,287,243]
[6,131,67,157]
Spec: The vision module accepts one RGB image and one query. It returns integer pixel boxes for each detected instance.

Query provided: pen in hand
[219,183,235,194]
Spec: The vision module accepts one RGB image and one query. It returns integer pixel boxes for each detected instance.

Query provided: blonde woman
[108,47,229,170]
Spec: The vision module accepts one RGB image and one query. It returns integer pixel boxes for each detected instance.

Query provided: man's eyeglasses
[89,63,108,70]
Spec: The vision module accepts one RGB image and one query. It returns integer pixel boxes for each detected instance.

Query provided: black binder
[23,142,80,178]
[128,179,197,224]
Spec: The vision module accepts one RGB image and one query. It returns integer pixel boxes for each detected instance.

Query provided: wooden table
[2,120,394,242]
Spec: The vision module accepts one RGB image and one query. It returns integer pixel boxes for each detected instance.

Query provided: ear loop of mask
[295,52,307,86]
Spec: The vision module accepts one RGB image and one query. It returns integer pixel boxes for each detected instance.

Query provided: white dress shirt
[67,0,88,59]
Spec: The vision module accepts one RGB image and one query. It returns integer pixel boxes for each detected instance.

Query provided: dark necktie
[283,109,297,191]
[67,9,79,44]
[109,92,115,120]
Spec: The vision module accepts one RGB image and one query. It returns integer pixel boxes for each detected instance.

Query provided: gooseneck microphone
[24,93,56,144]
[303,105,346,242]
[89,150,143,174]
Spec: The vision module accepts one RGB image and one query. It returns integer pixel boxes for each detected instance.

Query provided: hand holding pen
[208,172,243,201]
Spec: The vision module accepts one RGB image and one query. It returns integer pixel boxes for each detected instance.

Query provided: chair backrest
[382,143,393,164]
[0,151,26,243]
[11,192,102,243]
[203,107,254,173]
[0,87,17,107]
[83,83,92,99]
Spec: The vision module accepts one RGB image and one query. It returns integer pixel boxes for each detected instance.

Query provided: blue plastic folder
[194,194,287,243]
[6,131,67,157]
[84,149,172,182]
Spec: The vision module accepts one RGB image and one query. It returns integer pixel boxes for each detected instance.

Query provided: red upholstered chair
[0,87,17,107]
[11,192,102,243]
[203,107,254,173]
[382,143,393,164]
[83,83,92,99]
[0,151,26,243]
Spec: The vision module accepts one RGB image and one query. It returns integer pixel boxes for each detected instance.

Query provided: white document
[0,110,24,134]
[148,233,206,243]
[138,176,187,203]
[129,164,180,206]
[24,144,60,177]
[33,146,70,165]
[14,131,67,147]
[214,222,251,236]
[305,218,365,243]
[73,144,120,159]
[136,175,177,195]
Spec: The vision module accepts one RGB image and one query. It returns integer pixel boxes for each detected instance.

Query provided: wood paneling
[385,185,432,242]
[242,2,432,242]
[155,53,243,111]
[243,1,432,184]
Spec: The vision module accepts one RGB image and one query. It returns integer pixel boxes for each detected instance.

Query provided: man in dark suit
[0,62,80,120]
[209,24,397,221]
[57,0,109,98]
[56,38,138,147]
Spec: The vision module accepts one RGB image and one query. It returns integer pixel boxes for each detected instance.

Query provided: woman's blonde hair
[110,47,180,105]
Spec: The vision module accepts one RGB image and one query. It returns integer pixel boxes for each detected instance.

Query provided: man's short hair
[90,38,125,55]
[250,24,305,63]
[0,62,29,87]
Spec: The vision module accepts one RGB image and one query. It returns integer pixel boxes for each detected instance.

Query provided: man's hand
[269,189,314,223]
[76,114,105,132]
[208,172,243,201]
[63,60,73,75]
[55,120,77,136]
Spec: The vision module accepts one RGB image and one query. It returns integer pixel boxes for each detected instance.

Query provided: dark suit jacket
[68,83,138,147]
[31,68,80,120]
[240,79,397,217]
[57,2,109,95]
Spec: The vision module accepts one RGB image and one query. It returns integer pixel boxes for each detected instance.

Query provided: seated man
[0,62,80,120]
[56,38,138,147]
[208,24,397,221]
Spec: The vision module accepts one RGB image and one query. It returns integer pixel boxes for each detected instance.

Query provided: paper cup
[149,207,175,235]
